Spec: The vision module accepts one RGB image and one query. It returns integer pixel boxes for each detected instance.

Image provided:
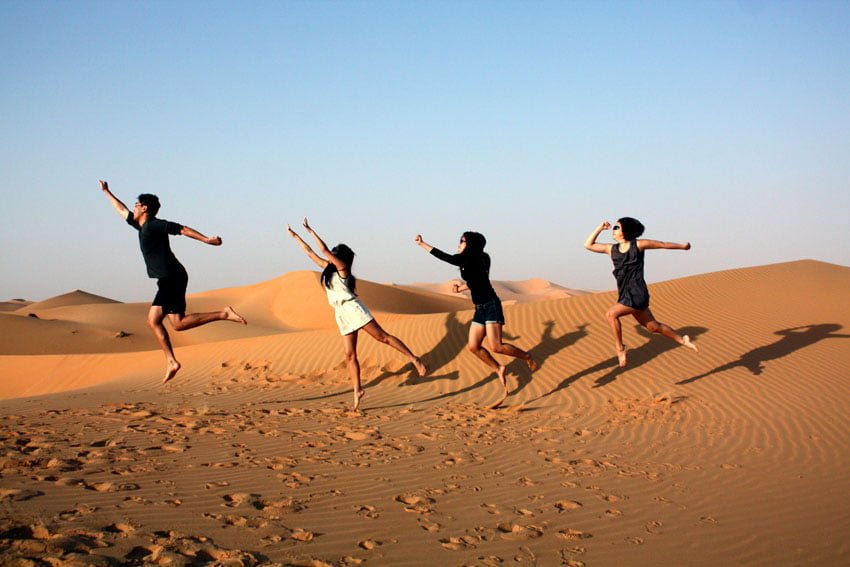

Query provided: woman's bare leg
[606,303,637,367]
[361,320,427,377]
[467,324,507,391]
[485,323,539,371]
[634,309,699,353]
[342,332,364,411]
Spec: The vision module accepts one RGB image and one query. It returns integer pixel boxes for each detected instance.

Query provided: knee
[466,343,480,355]
[645,320,661,333]
[490,342,506,354]
[344,350,358,364]
[605,308,619,322]
[374,332,391,345]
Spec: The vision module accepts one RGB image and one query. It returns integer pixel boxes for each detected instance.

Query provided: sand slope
[0,260,848,565]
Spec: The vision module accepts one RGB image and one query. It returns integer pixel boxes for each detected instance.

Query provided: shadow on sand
[531,325,708,402]
[678,323,849,385]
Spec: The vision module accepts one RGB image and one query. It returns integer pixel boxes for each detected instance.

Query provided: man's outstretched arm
[180,225,222,246]
[99,180,131,220]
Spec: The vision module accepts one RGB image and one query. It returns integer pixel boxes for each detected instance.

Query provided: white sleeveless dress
[326,272,373,335]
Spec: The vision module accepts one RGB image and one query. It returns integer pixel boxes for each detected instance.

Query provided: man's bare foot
[163,360,181,384]
[353,388,365,411]
[617,346,628,368]
[526,355,540,372]
[412,357,427,377]
[682,335,699,353]
[224,306,247,325]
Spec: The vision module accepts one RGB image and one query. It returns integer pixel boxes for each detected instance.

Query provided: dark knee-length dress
[611,241,650,310]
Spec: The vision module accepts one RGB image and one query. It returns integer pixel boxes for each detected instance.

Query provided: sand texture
[1,260,848,565]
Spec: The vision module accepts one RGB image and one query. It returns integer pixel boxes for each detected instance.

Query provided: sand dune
[407,277,589,304]
[0,260,848,565]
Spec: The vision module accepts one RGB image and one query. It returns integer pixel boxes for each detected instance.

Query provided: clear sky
[2,1,848,303]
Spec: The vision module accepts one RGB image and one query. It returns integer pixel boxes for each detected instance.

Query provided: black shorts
[472,298,505,326]
[153,274,188,315]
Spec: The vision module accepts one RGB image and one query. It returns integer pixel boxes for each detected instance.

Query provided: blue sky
[2,1,848,302]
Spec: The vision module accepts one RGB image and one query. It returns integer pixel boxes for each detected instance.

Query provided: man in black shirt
[100,180,246,384]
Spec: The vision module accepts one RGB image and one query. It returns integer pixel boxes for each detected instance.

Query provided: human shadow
[366,311,468,389]
[531,325,708,401]
[678,323,850,385]
[505,321,590,396]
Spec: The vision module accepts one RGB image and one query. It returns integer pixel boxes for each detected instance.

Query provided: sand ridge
[0,260,848,565]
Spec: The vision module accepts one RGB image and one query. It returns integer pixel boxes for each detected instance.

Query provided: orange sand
[1,260,848,565]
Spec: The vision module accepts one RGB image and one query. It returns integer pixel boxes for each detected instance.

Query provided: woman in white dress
[288,219,426,411]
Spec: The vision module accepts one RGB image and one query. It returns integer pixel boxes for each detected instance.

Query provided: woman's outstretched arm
[414,234,434,253]
[287,224,328,269]
[584,221,613,254]
[302,218,347,272]
[638,239,691,251]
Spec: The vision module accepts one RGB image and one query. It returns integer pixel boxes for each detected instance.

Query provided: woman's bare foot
[412,357,427,377]
[497,365,508,392]
[163,360,181,384]
[224,306,247,325]
[353,388,365,411]
[526,355,539,372]
[616,346,628,368]
[682,335,699,353]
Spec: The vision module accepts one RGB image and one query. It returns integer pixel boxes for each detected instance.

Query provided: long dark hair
[460,231,487,256]
[321,244,357,292]
[617,217,645,241]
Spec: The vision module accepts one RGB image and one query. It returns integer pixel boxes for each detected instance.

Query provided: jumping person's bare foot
[163,360,181,384]
[353,389,365,411]
[224,306,247,325]
[617,346,628,368]
[412,357,427,377]
[497,365,508,392]
[682,335,699,353]
[526,355,540,372]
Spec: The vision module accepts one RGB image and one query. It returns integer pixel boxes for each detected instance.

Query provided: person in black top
[416,232,538,397]
[584,217,698,368]
[100,180,247,384]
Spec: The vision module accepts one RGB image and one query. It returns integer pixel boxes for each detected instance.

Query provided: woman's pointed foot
[682,335,699,353]
[617,346,628,368]
[353,388,365,411]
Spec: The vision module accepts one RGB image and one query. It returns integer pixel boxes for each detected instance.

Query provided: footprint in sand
[557,528,592,541]
[355,505,380,519]
[497,522,544,540]
[0,488,44,501]
[554,500,583,513]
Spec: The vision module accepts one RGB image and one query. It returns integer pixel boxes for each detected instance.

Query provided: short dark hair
[617,217,645,240]
[138,194,161,216]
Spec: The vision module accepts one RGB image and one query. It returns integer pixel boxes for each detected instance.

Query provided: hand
[208,236,223,246]
[451,283,460,293]
[99,179,109,192]
[287,224,297,237]
[600,221,611,231]
[683,242,691,250]
[415,234,423,245]
[302,218,312,231]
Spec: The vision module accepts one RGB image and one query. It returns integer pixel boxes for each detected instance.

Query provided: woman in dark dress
[584,218,698,368]
[415,232,538,396]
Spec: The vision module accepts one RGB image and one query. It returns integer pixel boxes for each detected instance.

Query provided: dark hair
[460,231,487,256]
[617,217,645,241]
[137,194,161,216]
[321,244,357,292]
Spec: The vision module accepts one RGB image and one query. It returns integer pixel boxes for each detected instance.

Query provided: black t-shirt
[430,248,498,305]
[127,217,186,279]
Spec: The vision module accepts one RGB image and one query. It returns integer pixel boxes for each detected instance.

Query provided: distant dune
[0,260,847,565]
